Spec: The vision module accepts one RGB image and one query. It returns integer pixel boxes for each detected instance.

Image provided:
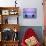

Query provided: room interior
[0,0,45,46]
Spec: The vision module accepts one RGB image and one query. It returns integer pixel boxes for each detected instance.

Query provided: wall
[0,0,44,26]
[0,0,15,7]
[18,0,44,26]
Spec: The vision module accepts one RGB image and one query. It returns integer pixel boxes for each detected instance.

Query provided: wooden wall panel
[0,24,20,32]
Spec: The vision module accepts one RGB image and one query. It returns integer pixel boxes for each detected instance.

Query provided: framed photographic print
[9,10,18,15]
[2,16,18,24]
[2,28,13,41]
[2,10,9,15]
[9,10,15,15]
[23,8,37,18]
[8,16,18,24]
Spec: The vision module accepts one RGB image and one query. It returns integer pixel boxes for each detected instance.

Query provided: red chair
[21,28,41,46]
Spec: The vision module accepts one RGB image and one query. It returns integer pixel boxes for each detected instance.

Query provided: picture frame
[2,10,9,15]
[23,8,37,18]
[8,16,18,24]
[2,16,18,24]
[9,10,18,15]
[1,28,13,41]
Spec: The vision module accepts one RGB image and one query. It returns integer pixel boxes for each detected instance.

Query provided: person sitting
[21,28,41,46]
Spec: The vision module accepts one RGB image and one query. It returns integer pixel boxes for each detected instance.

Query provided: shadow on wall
[18,26,43,44]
